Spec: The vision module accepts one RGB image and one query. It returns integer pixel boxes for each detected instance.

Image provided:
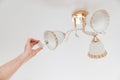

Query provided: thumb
[34,47,43,54]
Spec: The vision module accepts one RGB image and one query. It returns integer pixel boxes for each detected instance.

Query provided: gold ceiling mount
[72,9,88,17]
[72,9,88,29]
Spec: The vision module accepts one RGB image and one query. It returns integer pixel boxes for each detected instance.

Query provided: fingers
[31,40,39,47]
[34,47,43,54]
[27,38,40,47]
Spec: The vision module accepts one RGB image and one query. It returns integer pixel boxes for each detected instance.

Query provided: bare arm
[0,38,43,80]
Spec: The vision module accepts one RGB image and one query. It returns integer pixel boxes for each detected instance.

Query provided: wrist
[19,53,31,63]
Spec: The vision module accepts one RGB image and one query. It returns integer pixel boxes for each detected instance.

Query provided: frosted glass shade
[90,10,109,33]
[88,37,107,59]
[44,31,65,50]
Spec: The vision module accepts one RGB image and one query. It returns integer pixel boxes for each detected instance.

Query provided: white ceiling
[0,0,120,80]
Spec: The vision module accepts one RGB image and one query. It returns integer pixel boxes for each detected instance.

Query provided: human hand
[23,38,43,61]
[0,38,43,80]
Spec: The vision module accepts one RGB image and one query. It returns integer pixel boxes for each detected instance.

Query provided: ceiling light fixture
[38,9,110,59]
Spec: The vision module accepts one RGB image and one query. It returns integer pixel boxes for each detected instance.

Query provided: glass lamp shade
[90,10,109,34]
[88,36,107,59]
[43,31,65,50]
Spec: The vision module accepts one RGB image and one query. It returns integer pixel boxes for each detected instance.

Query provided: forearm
[0,53,29,80]
[0,38,42,80]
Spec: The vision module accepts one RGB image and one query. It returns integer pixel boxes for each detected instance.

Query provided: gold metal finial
[92,36,99,42]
